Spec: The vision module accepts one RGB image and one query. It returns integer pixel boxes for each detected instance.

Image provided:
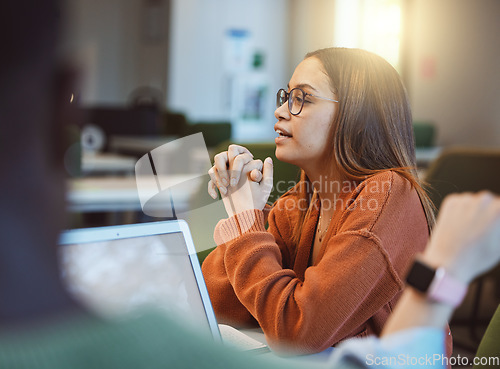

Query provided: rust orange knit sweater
[202,171,433,354]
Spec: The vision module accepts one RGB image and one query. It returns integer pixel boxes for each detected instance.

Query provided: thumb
[261,157,274,196]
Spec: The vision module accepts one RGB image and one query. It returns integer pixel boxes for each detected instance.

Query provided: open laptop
[58,219,268,353]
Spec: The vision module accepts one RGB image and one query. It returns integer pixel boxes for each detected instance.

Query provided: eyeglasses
[276,88,339,116]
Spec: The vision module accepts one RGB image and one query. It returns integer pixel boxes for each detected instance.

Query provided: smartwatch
[406,259,468,307]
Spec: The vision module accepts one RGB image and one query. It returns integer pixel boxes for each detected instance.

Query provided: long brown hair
[288,48,435,245]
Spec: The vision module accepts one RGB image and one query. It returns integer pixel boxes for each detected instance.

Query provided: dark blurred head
[1,1,59,71]
[0,0,70,167]
[1,0,81,182]
[0,0,71,240]
[0,0,83,325]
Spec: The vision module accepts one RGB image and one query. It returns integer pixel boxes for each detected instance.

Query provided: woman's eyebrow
[287,83,319,92]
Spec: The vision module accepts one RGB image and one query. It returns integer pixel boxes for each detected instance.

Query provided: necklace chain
[317,213,332,243]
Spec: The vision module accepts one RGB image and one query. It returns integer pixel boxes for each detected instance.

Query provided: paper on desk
[218,324,269,354]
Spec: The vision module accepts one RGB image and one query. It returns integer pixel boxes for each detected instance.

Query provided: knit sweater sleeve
[201,204,294,328]
[203,172,428,354]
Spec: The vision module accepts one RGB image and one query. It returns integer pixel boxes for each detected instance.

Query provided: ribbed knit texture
[202,171,441,354]
[216,210,267,245]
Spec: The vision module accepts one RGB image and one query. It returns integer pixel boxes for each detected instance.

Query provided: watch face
[406,261,436,293]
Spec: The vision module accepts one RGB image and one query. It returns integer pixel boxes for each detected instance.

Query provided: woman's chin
[275,148,299,167]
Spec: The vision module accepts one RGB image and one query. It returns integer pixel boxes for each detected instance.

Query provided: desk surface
[238,328,334,364]
[67,175,197,213]
[109,135,177,155]
[81,152,136,175]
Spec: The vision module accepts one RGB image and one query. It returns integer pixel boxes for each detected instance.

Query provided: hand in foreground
[382,192,500,337]
[208,145,273,217]
[422,191,500,284]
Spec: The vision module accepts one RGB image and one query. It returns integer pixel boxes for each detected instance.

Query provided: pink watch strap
[428,267,468,307]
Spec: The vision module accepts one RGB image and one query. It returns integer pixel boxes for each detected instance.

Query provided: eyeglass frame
[276,88,339,116]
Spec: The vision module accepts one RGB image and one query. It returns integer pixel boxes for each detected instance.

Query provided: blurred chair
[163,111,189,137]
[424,147,500,352]
[185,122,232,149]
[79,105,162,152]
[424,147,500,210]
[188,186,226,265]
[413,121,436,148]
[473,304,500,369]
[128,86,164,109]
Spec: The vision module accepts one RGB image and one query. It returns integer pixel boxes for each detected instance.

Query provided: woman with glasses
[203,47,450,354]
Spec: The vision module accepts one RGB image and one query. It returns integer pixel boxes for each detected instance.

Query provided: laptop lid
[58,219,221,342]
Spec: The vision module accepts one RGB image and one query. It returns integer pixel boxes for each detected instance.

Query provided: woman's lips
[275,129,292,144]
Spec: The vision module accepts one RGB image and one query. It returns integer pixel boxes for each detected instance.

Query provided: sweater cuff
[214,209,266,245]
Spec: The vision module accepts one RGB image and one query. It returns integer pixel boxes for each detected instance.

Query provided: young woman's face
[274,57,338,174]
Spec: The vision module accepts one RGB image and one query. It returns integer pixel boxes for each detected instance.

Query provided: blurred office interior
[60,0,500,365]
[64,0,500,147]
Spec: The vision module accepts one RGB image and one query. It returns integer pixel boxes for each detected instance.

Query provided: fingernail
[209,190,217,199]
[230,178,237,187]
[265,157,273,165]
[219,186,227,195]
[222,177,228,186]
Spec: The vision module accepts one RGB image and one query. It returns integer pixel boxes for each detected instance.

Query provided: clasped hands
[208,145,273,218]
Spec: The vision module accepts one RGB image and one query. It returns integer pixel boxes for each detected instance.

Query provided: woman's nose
[274,101,291,120]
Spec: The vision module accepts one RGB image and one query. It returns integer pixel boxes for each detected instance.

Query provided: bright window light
[334,0,402,70]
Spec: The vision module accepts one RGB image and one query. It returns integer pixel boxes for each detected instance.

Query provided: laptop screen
[59,221,219,340]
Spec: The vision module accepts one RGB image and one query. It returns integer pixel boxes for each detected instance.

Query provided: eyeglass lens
[289,89,305,115]
[276,88,305,115]
[277,89,287,109]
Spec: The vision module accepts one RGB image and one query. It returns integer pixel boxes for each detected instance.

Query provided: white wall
[406,0,500,147]
[66,0,170,105]
[288,0,336,78]
[167,0,289,141]
[67,0,124,104]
